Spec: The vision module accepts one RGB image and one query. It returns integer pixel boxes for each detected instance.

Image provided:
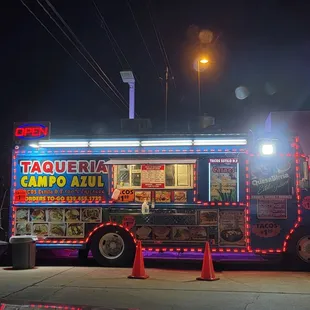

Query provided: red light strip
[141,247,282,254]
[29,304,82,310]
[193,163,197,202]
[245,159,251,251]
[282,136,302,252]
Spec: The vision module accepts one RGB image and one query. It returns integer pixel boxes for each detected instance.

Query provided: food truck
[10,122,310,268]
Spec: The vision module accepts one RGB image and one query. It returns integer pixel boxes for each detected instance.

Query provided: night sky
[1,0,310,169]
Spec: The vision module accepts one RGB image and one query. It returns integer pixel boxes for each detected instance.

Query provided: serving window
[114,163,193,189]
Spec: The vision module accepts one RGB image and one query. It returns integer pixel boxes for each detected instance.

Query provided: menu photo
[136,226,152,240]
[65,208,81,222]
[15,222,32,235]
[209,159,238,202]
[135,191,152,203]
[49,223,66,237]
[219,210,245,246]
[81,208,102,222]
[199,210,218,225]
[155,191,171,203]
[47,209,64,222]
[67,223,84,238]
[174,191,187,203]
[30,208,47,222]
[16,208,29,222]
[32,223,49,236]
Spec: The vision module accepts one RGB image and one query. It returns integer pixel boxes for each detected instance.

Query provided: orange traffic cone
[196,241,219,281]
[128,241,149,279]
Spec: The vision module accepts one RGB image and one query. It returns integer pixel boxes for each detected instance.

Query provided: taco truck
[10,121,310,268]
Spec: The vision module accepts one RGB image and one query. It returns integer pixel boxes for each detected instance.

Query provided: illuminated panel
[14,122,50,141]
[39,141,88,148]
[11,156,108,205]
[193,139,247,146]
[141,140,192,147]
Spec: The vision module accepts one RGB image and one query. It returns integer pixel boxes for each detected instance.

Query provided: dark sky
[2,0,310,141]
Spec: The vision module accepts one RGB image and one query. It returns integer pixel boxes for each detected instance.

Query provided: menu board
[209,158,238,202]
[15,207,102,238]
[219,210,245,246]
[257,199,287,219]
[135,225,218,244]
[141,165,165,188]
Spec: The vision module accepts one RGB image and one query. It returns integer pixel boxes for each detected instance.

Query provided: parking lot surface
[0,265,309,310]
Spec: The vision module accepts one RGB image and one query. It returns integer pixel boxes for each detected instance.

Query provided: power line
[147,0,176,89]
[41,0,129,109]
[126,0,162,86]
[93,1,141,86]
[93,0,131,71]
[93,1,124,69]
[92,0,141,86]
[19,0,127,113]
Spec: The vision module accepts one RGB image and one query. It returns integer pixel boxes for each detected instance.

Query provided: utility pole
[165,66,169,132]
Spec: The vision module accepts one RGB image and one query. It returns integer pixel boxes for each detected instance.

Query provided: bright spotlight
[261,144,275,155]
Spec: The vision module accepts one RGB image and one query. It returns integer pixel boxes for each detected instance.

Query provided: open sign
[13,122,51,142]
[116,189,134,202]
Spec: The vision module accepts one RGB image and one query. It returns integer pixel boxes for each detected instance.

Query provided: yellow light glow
[199,59,209,64]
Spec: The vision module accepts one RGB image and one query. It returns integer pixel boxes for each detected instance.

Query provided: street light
[120,71,135,119]
[197,58,209,115]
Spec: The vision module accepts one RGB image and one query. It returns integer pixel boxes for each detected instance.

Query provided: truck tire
[90,225,136,267]
[285,227,310,270]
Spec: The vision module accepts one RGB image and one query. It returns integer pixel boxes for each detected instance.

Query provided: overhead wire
[147,0,176,89]
[93,0,130,70]
[41,0,129,109]
[126,0,162,86]
[19,0,127,113]
[92,0,141,85]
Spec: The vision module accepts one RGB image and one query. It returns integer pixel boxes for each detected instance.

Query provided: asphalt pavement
[0,253,309,310]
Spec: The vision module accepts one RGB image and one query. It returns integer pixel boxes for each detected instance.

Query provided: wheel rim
[98,233,125,260]
[297,235,310,263]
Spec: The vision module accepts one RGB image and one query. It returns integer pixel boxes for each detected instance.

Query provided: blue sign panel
[12,156,110,204]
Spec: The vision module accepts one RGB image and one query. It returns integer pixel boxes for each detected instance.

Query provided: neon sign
[13,122,51,141]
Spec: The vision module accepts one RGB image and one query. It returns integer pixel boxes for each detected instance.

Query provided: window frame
[113,163,194,190]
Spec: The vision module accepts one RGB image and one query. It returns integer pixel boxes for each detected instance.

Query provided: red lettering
[79,161,89,173]
[30,162,41,174]
[20,161,31,173]
[90,161,95,172]
[96,161,108,173]
[55,161,66,173]
[14,126,49,138]
[42,161,53,174]
[68,161,77,173]
[15,128,24,137]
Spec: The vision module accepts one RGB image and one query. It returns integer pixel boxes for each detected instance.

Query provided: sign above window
[13,122,51,143]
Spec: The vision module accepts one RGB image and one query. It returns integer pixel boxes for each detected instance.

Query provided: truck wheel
[90,226,135,267]
[285,228,310,270]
